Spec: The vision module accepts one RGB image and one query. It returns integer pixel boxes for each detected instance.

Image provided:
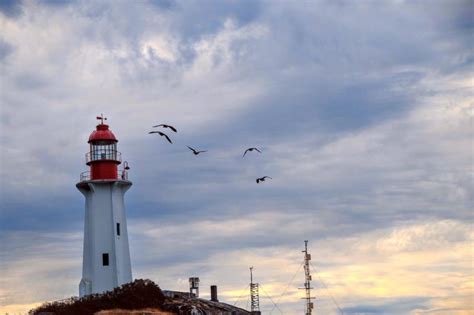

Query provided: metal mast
[250,266,260,314]
[301,240,315,315]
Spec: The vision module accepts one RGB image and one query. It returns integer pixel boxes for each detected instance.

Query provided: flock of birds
[149,124,272,184]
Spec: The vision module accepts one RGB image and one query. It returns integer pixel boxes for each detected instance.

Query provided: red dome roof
[88,124,118,143]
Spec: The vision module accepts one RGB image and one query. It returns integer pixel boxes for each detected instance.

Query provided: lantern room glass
[90,142,117,161]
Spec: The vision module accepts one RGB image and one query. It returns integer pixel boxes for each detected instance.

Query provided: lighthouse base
[79,278,92,297]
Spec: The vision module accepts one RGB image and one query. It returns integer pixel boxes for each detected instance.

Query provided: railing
[80,171,91,181]
[85,150,122,164]
[79,169,129,182]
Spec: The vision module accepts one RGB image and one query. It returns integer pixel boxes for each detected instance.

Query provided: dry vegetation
[29,279,166,315]
[95,308,173,315]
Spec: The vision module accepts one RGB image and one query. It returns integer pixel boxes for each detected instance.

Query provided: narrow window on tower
[116,223,120,236]
[102,253,109,266]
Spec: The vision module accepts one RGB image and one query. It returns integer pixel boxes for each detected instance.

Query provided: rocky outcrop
[29,279,249,315]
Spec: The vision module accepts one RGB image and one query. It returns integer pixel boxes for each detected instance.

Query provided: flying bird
[153,124,177,132]
[149,131,172,144]
[256,176,272,184]
[243,147,261,157]
[187,145,207,155]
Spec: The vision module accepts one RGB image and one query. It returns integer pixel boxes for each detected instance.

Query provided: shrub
[30,279,166,315]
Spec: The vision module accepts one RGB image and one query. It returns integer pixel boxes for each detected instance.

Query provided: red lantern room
[83,115,122,180]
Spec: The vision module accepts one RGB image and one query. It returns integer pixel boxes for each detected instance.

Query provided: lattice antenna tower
[250,266,260,313]
[301,240,315,315]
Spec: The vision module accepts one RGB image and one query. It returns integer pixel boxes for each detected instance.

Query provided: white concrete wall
[111,182,133,286]
[77,180,132,297]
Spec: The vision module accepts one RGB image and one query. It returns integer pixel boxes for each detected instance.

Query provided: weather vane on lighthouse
[96,113,107,124]
[76,115,133,297]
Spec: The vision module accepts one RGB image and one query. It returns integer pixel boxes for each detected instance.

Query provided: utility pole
[250,266,261,315]
[301,240,315,314]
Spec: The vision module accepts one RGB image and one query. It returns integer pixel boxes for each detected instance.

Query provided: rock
[29,279,250,315]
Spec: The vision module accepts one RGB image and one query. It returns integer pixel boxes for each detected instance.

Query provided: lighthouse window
[102,253,109,266]
[116,223,120,236]
[90,143,117,161]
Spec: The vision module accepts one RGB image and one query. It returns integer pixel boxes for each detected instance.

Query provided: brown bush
[96,308,173,315]
[29,279,166,315]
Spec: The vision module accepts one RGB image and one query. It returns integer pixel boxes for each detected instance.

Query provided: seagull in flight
[149,131,173,144]
[243,147,261,157]
[187,145,207,155]
[153,124,177,133]
[256,176,272,184]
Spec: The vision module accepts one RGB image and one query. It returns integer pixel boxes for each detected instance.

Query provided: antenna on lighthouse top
[96,114,107,125]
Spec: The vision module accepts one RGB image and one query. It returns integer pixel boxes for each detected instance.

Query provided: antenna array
[250,266,260,313]
[301,240,315,314]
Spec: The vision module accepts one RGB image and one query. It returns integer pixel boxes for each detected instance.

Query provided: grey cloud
[0,231,81,304]
[148,0,175,10]
[14,72,50,89]
[38,0,75,6]
[166,0,262,40]
[0,40,14,61]
[0,0,23,18]
[342,297,431,314]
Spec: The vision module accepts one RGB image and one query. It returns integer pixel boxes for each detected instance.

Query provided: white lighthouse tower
[77,115,133,297]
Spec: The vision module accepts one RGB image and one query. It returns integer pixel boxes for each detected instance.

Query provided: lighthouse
[76,115,133,297]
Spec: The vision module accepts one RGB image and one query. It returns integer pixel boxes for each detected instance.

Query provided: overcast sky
[0,0,472,314]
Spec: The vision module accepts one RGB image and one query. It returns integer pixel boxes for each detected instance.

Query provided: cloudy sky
[0,0,472,314]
